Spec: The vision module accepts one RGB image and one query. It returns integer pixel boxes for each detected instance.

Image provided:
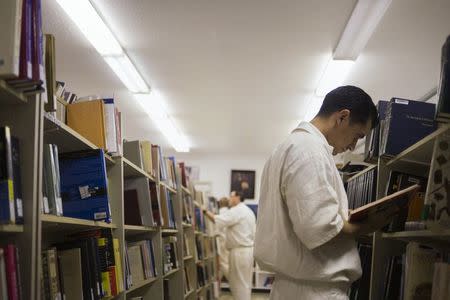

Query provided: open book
[349,184,420,222]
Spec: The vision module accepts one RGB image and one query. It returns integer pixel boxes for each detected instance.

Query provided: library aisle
[1,1,450,300]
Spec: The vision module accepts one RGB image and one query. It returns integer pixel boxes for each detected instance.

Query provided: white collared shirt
[215,202,256,249]
[254,121,362,283]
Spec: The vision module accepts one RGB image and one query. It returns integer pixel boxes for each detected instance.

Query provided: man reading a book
[255,86,398,299]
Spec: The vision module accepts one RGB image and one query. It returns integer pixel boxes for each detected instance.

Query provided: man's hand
[341,206,400,238]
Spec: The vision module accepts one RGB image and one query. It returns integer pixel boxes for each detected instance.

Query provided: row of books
[41,229,123,300]
[183,233,192,257]
[182,193,194,224]
[125,239,157,290]
[346,166,377,210]
[163,236,179,274]
[0,244,22,300]
[42,147,111,223]
[195,235,205,261]
[1,0,45,94]
[183,267,193,295]
[380,243,449,300]
[124,178,176,229]
[0,126,23,224]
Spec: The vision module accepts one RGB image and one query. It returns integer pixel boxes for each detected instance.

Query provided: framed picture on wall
[230,170,255,200]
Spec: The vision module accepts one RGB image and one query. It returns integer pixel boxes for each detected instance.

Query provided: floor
[219,291,270,300]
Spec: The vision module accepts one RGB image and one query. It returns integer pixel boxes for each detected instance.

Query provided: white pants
[270,275,350,300]
[228,247,253,300]
[219,249,230,279]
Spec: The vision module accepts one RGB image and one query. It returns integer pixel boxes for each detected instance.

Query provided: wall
[173,153,268,202]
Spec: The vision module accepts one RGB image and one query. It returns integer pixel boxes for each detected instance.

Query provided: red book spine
[4,245,18,300]
[108,267,117,296]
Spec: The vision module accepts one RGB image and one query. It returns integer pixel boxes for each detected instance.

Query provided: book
[66,99,107,150]
[32,0,44,84]
[43,248,62,300]
[0,0,23,78]
[123,189,142,226]
[423,130,450,228]
[380,98,436,156]
[349,184,420,222]
[150,181,162,226]
[0,248,8,300]
[127,244,145,285]
[43,144,63,216]
[44,34,56,112]
[0,126,15,224]
[103,98,118,155]
[114,109,122,156]
[123,140,143,169]
[112,239,124,293]
[11,137,23,224]
[124,177,154,226]
[436,35,450,122]
[59,149,111,222]
[58,248,83,300]
[4,245,19,300]
[364,101,388,162]
[141,141,154,176]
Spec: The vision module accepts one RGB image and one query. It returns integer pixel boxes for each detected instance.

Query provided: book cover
[0,0,22,78]
[127,244,145,285]
[59,149,111,222]
[150,182,162,226]
[382,98,436,156]
[141,141,153,176]
[59,248,83,300]
[124,177,153,226]
[123,140,143,169]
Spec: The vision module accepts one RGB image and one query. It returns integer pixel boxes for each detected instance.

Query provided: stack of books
[346,167,377,210]
[162,236,179,274]
[124,239,157,289]
[0,126,23,225]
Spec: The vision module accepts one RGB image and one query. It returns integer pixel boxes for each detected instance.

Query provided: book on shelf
[160,185,176,229]
[163,278,171,300]
[140,140,154,177]
[43,143,63,216]
[11,136,23,224]
[44,34,56,112]
[182,193,193,224]
[436,35,450,122]
[125,239,157,289]
[348,184,420,222]
[124,177,155,226]
[150,181,163,226]
[0,126,15,224]
[380,98,437,157]
[66,99,107,150]
[123,140,143,169]
[0,0,23,79]
[0,244,22,300]
[179,162,190,188]
[194,206,205,232]
[163,236,179,274]
[384,171,428,232]
[59,149,111,222]
[348,244,372,300]
[195,235,204,261]
[183,232,191,257]
[183,267,192,295]
[165,156,177,189]
[102,98,120,156]
[58,248,83,300]
[364,100,388,162]
[423,130,450,228]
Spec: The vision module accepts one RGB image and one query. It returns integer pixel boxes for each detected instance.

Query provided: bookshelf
[354,124,450,300]
[0,80,28,104]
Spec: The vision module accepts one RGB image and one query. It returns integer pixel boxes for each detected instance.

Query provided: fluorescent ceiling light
[315,59,354,97]
[104,55,149,93]
[56,0,122,55]
[334,0,392,60]
[135,93,190,152]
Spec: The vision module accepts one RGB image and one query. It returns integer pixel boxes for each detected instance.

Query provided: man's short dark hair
[317,85,379,128]
[232,190,245,202]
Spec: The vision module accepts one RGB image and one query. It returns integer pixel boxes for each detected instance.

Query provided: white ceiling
[42,0,450,156]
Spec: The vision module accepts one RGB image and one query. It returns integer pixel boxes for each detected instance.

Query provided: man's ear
[337,109,351,124]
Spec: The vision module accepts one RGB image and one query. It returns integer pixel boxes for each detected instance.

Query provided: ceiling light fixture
[315,59,354,97]
[56,0,189,152]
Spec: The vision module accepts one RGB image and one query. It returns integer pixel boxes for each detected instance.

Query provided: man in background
[216,197,230,280]
[204,191,256,300]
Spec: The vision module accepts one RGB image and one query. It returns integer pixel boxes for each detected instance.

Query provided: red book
[4,244,18,300]
[108,267,117,296]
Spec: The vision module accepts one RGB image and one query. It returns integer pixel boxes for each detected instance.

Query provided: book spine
[0,127,15,224]
[51,144,63,216]
[5,245,19,300]
[11,137,23,224]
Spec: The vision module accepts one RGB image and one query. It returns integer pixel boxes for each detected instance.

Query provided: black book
[11,137,23,224]
[0,126,14,224]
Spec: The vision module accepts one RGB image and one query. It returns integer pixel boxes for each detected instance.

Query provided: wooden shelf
[43,113,115,166]
[163,268,180,278]
[195,231,204,235]
[184,255,194,261]
[123,157,156,181]
[160,181,177,194]
[181,186,191,195]
[0,224,24,233]
[41,214,116,232]
[124,224,157,235]
[383,125,450,171]
[0,80,28,104]
[126,277,158,294]
[162,228,178,235]
[346,164,377,182]
[182,222,192,228]
[382,230,450,246]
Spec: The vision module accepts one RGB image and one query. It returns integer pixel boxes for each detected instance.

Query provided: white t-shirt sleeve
[282,148,344,250]
[215,208,240,230]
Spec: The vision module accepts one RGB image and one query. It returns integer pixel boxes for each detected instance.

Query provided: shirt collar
[295,121,334,155]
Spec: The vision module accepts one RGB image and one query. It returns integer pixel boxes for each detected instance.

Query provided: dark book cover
[124,189,142,226]
[11,137,23,224]
[0,126,14,224]
[365,100,388,161]
[382,98,436,156]
[59,149,110,222]
[150,182,162,226]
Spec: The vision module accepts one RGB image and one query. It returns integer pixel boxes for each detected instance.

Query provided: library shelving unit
[0,76,220,299]
[345,123,450,300]
[0,81,43,300]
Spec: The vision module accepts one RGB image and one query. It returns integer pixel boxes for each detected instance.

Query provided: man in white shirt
[204,191,256,300]
[216,197,230,279]
[254,86,398,299]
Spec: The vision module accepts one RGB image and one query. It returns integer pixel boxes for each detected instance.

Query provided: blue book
[381,98,436,156]
[0,127,15,224]
[59,149,111,222]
